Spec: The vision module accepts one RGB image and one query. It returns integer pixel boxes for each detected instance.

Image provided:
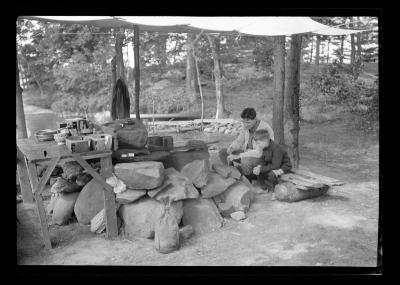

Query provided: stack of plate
[34,129,57,142]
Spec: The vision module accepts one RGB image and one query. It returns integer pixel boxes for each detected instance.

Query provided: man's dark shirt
[260,140,292,173]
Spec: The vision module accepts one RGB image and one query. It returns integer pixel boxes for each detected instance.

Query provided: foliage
[309,62,379,133]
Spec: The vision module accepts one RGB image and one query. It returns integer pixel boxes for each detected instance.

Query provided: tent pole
[16,54,27,139]
[133,25,140,120]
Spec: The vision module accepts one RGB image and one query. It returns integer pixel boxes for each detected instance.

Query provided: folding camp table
[16,138,118,250]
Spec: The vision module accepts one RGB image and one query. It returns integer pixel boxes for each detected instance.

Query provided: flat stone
[116,189,147,204]
[119,197,183,239]
[148,168,199,202]
[212,163,241,180]
[114,161,164,190]
[230,210,247,221]
[162,149,210,171]
[180,159,209,188]
[201,172,236,198]
[182,198,223,235]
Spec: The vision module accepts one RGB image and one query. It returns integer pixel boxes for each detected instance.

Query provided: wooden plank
[33,156,60,194]
[34,151,112,164]
[282,173,328,188]
[292,169,344,185]
[17,138,112,162]
[193,118,236,124]
[73,155,113,193]
[100,156,118,239]
[17,148,34,204]
[280,173,326,190]
[27,162,52,250]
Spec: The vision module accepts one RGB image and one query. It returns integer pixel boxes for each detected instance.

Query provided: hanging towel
[111,78,130,120]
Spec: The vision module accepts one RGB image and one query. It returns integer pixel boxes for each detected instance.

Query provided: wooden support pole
[100,156,118,238]
[284,34,302,169]
[17,148,34,204]
[192,48,204,132]
[16,54,28,139]
[272,35,286,145]
[27,162,52,250]
[134,25,140,120]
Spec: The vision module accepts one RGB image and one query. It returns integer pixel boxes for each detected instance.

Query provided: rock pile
[113,158,254,253]
[203,120,243,135]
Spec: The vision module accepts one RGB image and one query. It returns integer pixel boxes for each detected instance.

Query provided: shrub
[309,62,379,133]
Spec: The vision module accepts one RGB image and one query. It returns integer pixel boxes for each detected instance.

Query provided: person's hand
[272,169,284,177]
[253,165,261,176]
[226,146,234,155]
[227,154,240,162]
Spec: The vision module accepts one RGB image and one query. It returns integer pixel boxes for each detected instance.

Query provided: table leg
[100,156,118,239]
[27,161,52,250]
[17,149,34,204]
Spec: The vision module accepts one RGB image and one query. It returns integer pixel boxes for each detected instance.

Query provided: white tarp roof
[19,16,367,36]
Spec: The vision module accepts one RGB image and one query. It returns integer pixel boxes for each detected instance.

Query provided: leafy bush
[237,66,270,82]
[309,62,379,133]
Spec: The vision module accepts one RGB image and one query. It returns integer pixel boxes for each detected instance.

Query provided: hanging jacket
[111,78,130,120]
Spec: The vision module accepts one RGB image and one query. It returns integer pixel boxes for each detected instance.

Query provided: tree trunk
[16,55,28,139]
[350,20,356,65]
[309,36,314,63]
[115,29,126,83]
[110,56,117,111]
[186,33,199,103]
[315,36,320,73]
[207,34,228,119]
[326,38,330,63]
[272,36,286,145]
[133,25,140,120]
[340,35,345,63]
[284,34,302,169]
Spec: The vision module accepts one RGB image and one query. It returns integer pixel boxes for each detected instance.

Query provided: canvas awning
[19,16,367,36]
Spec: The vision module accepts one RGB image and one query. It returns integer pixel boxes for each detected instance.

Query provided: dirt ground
[16,115,379,266]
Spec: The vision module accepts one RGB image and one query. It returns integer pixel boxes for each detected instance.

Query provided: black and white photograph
[16,14,381,271]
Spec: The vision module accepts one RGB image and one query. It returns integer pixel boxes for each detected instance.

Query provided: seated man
[219,107,274,165]
[250,129,292,192]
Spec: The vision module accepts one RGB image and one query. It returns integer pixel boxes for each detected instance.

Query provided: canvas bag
[154,198,180,254]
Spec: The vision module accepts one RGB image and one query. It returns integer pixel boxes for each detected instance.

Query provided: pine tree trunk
[284,35,302,168]
[16,55,28,139]
[133,25,140,120]
[356,17,362,59]
[309,36,314,63]
[115,29,126,83]
[186,33,199,104]
[326,38,330,63]
[273,36,286,145]
[315,36,320,73]
[340,35,345,63]
[110,56,117,111]
[207,34,228,119]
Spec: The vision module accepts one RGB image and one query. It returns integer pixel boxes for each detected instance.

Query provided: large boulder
[74,179,105,225]
[180,159,209,188]
[182,198,224,235]
[114,161,164,190]
[215,181,253,217]
[200,172,236,198]
[51,192,80,225]
[116,189,147,204]
[119,197,183,239]
[147,168,199,202]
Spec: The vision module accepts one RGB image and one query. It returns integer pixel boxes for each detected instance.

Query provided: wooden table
[16,138,119,250]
